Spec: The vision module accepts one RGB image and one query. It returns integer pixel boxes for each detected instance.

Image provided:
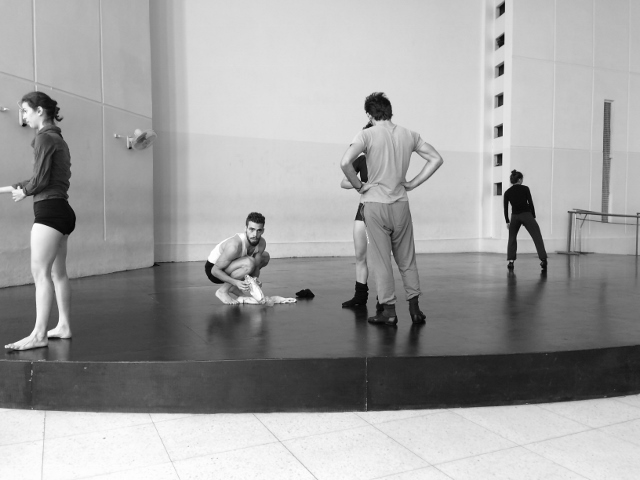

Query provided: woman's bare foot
[47,325,72,339]
[5,334,48,351]
[216,288,239,305]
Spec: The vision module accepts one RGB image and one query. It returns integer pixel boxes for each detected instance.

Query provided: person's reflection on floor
[344,307,370,357]
[206,306,269,358]
[503,270,548,349]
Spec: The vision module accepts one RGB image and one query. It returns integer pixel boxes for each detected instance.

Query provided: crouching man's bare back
[205,212,270,305]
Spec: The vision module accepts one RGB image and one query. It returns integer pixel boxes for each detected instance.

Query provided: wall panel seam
[99,0,105,104]
[31,0,36,82]
[550,0,557,235]
[31,83,150,119]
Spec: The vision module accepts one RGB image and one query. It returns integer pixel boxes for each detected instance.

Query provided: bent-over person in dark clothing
[503,169,547,270]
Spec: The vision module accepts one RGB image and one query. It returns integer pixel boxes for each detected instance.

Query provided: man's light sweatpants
[363,201,421,305]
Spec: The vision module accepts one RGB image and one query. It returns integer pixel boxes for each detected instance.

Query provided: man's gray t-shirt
[352,124,425,204]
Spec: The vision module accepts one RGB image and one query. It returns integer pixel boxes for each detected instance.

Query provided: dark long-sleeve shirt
[353,154,368,183]
[503,184,536,223]
[13,125,71,202]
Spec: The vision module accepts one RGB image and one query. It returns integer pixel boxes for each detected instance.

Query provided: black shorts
[205,261,224,284]
[355,203,365,222]
[34,199,76,235]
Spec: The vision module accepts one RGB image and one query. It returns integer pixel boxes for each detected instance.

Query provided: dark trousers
[507,212,547,261]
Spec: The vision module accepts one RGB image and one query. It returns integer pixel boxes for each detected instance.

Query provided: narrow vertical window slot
[494,154,503,166]
[496,34,505,50]
[495,93,504,108]
[602,101,612,222]
[494,124,504,138]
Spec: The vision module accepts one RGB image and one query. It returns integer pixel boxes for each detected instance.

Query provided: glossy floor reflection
[1,253,639,363]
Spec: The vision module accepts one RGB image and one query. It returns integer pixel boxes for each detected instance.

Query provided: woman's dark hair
[364,92,393,121]
[510,169,523,185]
[20,91,63,123]
[363,121,373,130]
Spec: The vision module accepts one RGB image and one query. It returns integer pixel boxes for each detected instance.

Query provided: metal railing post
[566,211,574,253]
[636,213,640,257]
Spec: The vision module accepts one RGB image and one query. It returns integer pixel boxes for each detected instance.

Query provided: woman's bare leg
[353,221,368,283]
[5,224,63,350]
[342,221,369,307]
[48,235,72,338]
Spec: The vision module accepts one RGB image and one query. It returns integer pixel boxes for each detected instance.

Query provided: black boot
[368,303,398,326]
[342,282,369,307]
[408,297,426,324]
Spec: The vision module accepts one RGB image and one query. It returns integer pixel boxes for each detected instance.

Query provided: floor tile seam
[512,424,597,448]
[354,410,440,426]
[611,397,640,411]
[249,411,326,478]
[252,415,374,442]
[40,411,46,480]
[452,404,595,438]
[367,421,435,468]
[591,423,640,448]
[536,403,640,430]
[150,414,197,425]
[271,440,320,479]
[429,444,524,468]
[518,443,593,479]
[446,409,522,448]
[41,417,156,442]
[167,438,283,464]
[371,465,455,480]
[534,403,606,428]
[273,422,396,444]
[0,437,46,448]
[150,417,182,479]
[70,461,177,480]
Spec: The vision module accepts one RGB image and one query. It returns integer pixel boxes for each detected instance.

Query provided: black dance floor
[1,253,639,412]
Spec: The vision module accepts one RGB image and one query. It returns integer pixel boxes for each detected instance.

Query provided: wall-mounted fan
[114,129,157,150]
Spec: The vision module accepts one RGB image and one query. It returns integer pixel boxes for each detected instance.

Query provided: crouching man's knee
[260,251,270,269]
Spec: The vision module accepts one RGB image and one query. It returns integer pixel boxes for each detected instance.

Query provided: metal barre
[561,210,640,256]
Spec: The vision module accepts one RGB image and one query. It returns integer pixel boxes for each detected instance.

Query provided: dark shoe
[408,298,427,324]
[507,261,514,270]
[368,303,398,326]
[368,312,398,326]
[342,282,369,308]
[374,296,384,313]
[540,260,547,270]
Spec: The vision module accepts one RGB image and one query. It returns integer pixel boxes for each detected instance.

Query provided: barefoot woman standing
[2,92,75,351]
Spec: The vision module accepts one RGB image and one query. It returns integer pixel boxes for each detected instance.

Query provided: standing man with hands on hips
[340,92,444,326]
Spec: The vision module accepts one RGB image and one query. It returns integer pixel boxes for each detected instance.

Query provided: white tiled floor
[2,395,640,480]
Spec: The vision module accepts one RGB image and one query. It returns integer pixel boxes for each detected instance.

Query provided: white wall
[0,0,154,287]
[151,0,485,261]
[483,0,640,255]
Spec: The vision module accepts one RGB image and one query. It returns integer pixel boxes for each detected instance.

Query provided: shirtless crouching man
[205,212,270,305]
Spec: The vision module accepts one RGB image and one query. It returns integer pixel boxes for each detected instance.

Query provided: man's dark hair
[246,212,265,226]
[364,92,393,121]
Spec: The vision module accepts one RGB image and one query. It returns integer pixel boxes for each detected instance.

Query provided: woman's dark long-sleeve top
[353,154,368,183]
[503,184,536,223]
[13,125,71,203]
